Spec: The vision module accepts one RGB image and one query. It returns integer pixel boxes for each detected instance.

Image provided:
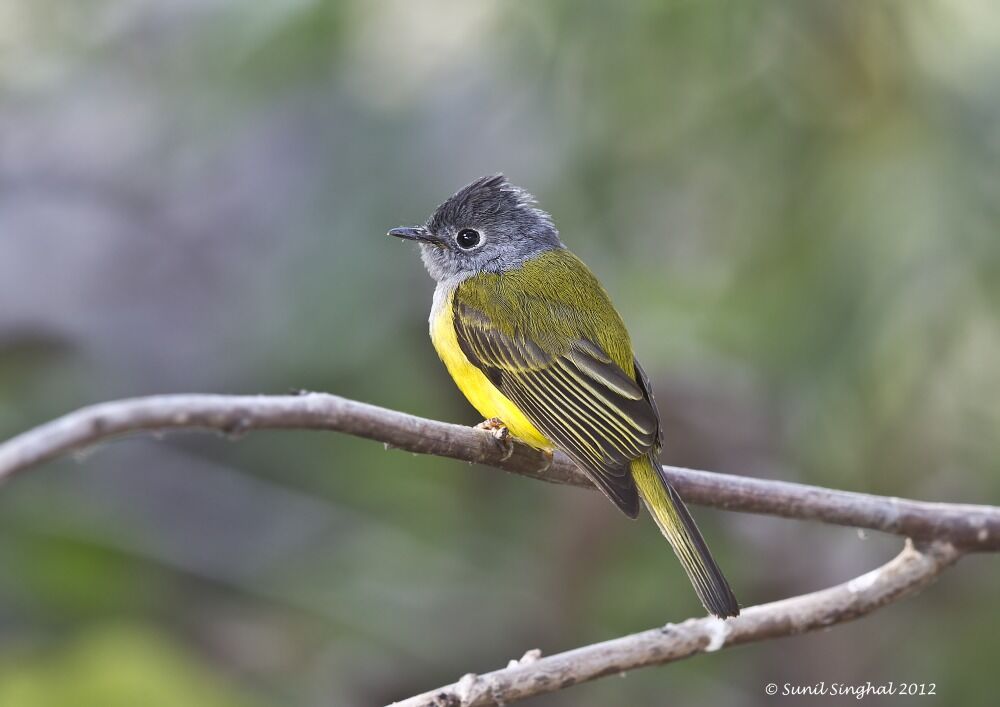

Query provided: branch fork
[0,393,994,705]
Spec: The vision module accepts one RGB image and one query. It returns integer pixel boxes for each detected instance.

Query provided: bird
[388,174,739,618]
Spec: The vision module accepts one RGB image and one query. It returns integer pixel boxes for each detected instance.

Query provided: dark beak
[387,226,441,246]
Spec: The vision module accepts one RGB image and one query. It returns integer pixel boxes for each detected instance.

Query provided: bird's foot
[475,417,513,461]
[475,417,507,434]
[537,448,554,473]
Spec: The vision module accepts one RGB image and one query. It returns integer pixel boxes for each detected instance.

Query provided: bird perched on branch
[389,175,739,618]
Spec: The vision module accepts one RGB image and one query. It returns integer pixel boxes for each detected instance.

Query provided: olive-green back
[457,249,636,371]
[453,249,661,516]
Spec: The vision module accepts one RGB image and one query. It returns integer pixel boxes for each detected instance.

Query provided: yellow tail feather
[632,457,740,618]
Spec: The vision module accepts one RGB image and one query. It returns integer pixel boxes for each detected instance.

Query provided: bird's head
[388,174,563,283]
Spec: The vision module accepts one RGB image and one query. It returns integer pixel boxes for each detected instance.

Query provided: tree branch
[390,540,962,707]
[0,393,995,705]
[1,393,997,551]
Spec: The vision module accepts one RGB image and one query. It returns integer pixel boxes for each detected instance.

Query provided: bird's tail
[631,456,740,618]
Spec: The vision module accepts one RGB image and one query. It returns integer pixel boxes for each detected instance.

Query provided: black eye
[455,228,482,250]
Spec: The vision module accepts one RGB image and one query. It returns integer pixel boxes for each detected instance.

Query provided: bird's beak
[387,226,442,246]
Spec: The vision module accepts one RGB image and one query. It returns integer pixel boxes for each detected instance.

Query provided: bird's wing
[452,298,659,518]
[633,358,664,453]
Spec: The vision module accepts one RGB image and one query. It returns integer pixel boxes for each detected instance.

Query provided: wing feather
[453,299,661,517]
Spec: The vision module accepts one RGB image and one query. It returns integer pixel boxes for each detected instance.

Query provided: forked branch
[0,392,995,706]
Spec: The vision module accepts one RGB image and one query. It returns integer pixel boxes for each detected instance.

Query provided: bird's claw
[475,417,513,461]
[475,417,507,434]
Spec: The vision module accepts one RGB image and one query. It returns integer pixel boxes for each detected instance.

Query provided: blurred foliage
[1,0,999,705]
[0,624,258,707]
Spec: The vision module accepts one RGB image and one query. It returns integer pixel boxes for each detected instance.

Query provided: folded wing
[453,300,660,518]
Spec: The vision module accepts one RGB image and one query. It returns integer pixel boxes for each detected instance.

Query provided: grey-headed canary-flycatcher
[389,175,739,618]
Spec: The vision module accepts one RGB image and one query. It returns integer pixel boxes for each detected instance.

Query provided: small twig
[390,540,962,707]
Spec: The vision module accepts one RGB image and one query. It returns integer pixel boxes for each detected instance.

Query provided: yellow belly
[430,288,551,450]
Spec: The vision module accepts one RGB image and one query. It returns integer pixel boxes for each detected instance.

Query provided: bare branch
[0,393,569,485]
[667,468,1000,552]
[1,393,997,550]
[391,540,962,707]
[0,393,993,704]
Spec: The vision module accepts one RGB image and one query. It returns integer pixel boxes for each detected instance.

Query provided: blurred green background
[1,1,999,705]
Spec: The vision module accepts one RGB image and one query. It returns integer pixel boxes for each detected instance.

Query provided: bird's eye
[455,228,482,250]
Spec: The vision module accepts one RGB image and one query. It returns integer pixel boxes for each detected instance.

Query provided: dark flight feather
[453,298,662,518]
